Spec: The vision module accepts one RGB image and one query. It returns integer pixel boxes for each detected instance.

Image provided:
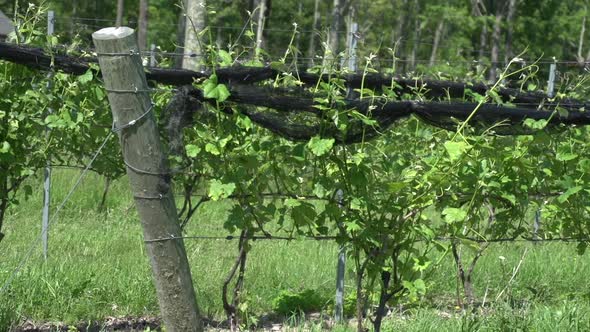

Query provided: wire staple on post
[134,192,165,200]
[111,102,154,132]
[123,159,172,176]
[96,50,139,56]
[105,87,155,94]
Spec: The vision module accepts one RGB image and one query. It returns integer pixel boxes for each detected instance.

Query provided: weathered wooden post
[92,27,203,332]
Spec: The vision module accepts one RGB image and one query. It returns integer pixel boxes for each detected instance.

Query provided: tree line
[0,0,588,78]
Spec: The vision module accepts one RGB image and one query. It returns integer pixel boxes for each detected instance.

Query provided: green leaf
[313,183,329,198]
[578,159,590,172]
[77,70,93,84]
[0,141,10,153]
[270,61,288,71]
[558,186,583,203]
[444,141,469,162]
[388,182,407,193]
[345,220,362,232]
[403,279,426,302]
[185,144,201,158]
[205,143,220,155]
[350,197,364,211]
[94,86,105,100]
[556,152,578,162]
[412,257,431,272]
[291,203,316,226]
[208,180,236,201]
[215,84,231,102]
[307,137,335,156]
[218,50,233,66]
[284,198,301,208]
[500,193,517,205]
[442,207,467,224]
[202,74,218,97]
[523,118,548,130]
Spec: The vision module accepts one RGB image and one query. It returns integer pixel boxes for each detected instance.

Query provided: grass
[2,169,590,331]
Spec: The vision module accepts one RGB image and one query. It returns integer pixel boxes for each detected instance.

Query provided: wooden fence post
[92,27,203,332]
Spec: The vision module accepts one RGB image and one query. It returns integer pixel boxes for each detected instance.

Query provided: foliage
[0,2,122,241]
[272,289,328,316]
[4,1,590,331]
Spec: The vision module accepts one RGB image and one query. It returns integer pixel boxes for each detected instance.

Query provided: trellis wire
[0,131,114,294]
[33,41,590,67]
[144,233,590,244]
[0,73,162,293]
[28,16,589,67]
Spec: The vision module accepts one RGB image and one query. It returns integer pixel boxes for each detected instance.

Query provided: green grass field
[2,170,590,331]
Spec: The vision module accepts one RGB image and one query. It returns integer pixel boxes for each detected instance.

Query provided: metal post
[149,43,156,67]
[532,62,556,242]
[335,189,346,323]
[547,61,557,98]
[42,10,55,260]
[348,22,358,73]
[335,18,359,323]
[533,208,541,241]
[47,11,54,36]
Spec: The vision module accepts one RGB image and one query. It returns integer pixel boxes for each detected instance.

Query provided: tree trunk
[489,12,503,81]
[472,0,488,61]
[97,177,111,212]
[429,20,445,67]
[137,0,149,51]
[183,0,207,71]
[307,0,320,66]
[478,23,487,59]
[216,26,223,50]
[373,271,391,332]
[329,0,342,58]
[294,1,302,65]
[391,0,407,45]
[116,0,124,27]
[70,0,77,39]
[175,1,186,68]
[392,0,409,72]
[578,7,588,64]
[409,0,422,71]
[504,0,516,63]
[92,26,203,332]
[253,0,267,58]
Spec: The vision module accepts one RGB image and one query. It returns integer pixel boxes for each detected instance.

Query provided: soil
[12,313,337,331]
[12,317,161,332]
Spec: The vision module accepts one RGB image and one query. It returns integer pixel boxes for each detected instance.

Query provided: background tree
[182,0,207,70]
[137,0,148,51]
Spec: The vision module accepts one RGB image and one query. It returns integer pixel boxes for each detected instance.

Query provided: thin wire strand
[0,131,114,294]
[111,103,154,132]
[23,40,588,66]
[144,234,337,243]
[143,234,590,243]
